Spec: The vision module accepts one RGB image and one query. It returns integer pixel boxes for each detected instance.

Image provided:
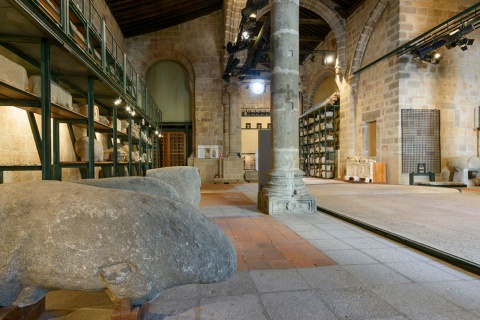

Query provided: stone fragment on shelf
[27,76,73,110]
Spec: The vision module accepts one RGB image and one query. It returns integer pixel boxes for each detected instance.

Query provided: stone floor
[39,181,480,320]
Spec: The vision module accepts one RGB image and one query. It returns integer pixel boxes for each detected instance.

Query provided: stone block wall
[188,158,220,184]
[398,0,480,184]
[125,11,225,157]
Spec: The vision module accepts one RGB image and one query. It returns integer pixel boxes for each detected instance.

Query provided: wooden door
[160,132,186,167]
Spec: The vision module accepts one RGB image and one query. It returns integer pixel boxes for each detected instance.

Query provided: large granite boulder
[0,181,236,307]
[146,167,201,208]
[75,176,180,200]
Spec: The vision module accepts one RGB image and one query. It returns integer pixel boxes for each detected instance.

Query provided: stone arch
[257,0,347,75]
[140,49,196,95]
[300,0,347,74]
[350,0,391,74]
[306,69,337,109]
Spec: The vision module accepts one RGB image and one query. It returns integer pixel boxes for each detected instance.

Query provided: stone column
[221,82,244,183]
[227,82,241,157]
[258,0,316,214]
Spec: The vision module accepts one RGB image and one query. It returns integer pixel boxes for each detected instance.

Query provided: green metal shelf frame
[0,0,163,182]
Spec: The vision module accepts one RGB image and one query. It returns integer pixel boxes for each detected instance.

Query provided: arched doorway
[146,61,193,167]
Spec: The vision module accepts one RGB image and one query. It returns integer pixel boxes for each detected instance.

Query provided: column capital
[226,82,242,97]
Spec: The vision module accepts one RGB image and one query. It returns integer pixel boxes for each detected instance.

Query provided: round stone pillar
[259,0,316,214]
[227,82,241,157]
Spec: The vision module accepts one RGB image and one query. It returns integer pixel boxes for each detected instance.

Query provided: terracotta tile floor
[213,215,336,271]
[200,192,255,206]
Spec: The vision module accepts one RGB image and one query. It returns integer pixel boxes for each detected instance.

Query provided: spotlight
[131,111,135,117]
[114,97,122,105]
[323,53,335,65]
[420,50,443,64]
[142,118,145,126]
[126,105,131,112]
[250,80,265,94]
[242,31,250,40]
[458,37,474,51]
[155,130,159,135]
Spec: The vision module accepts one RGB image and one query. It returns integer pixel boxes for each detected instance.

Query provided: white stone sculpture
[75,136,103,161]
[345,156,376,182]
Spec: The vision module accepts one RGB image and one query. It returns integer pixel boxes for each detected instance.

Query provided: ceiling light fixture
[250,80,265,94]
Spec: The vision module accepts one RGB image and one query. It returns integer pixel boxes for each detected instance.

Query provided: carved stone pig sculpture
[0,181,236,307]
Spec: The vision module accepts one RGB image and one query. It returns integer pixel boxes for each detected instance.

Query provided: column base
[258,191,316,215]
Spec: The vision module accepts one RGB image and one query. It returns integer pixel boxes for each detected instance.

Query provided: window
[368,121,376,157]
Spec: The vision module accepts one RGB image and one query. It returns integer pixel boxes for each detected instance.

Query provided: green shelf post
[128,113,133,176]
[40,38,52,180]
[87,76,95,178]
[113,105,118,176]
[52,118,61,180]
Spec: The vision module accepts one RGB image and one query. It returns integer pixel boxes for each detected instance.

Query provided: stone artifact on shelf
[0,54,28,90]
[76,104,100,121]
[0,181,236,307]
[345,156,376,182]
[27,76,73,110]
[446,156,480,187]
[75,176,180,201]
[75,136,103,161]
[103,148,126,162]
[146,166,201,208]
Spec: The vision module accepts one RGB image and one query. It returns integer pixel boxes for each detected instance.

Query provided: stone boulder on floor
[75,176,180,200]
[146,166,201,208]
[0,181,236,307]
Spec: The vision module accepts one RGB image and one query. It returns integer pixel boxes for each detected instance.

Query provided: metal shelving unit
[299,104,339,179]
[0,0,163,182]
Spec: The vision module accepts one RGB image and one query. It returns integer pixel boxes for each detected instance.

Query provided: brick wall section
[126,11,225,157]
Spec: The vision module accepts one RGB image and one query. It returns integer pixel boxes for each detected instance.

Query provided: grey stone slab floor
[39,181,480,319]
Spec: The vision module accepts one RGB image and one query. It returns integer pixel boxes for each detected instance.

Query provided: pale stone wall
[354,1,401,183]
[125,11,225,157]
[0,108,108,183]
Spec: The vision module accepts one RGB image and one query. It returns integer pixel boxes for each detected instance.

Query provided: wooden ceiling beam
[119,1,220,29]
[300,35,326,42]
[112,0,206,20]
[123,4,222,37]
[299,18,328,26]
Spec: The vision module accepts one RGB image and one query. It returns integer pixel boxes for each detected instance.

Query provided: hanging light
[142,118,145,126]
[114,97,122,105]
[155,129,159,135]
[250,80,265,94]
[126,105,131,112]
[131,110,136,117]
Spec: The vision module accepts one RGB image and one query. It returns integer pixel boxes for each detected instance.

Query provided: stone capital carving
[226,82,242,98]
